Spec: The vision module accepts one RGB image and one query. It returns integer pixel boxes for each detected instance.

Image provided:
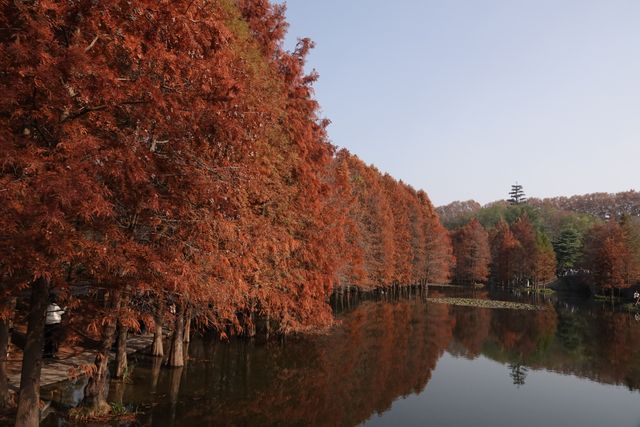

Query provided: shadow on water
[44,287,640,426]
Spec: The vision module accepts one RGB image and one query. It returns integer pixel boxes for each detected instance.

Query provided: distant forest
[438,190,640,226]
[438,189,640,294]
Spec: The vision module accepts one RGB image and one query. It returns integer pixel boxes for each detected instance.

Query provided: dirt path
[6,334,153,391]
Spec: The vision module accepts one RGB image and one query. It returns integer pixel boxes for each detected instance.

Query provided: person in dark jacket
[44,299,65,358]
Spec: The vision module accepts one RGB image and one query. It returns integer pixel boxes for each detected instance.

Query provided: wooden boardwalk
[6,334,154,391]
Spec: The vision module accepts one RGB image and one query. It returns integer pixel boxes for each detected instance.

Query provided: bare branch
[84,35,100,52]
[60,105,107,123]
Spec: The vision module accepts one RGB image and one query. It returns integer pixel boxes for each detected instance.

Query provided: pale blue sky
[278,0,640,206]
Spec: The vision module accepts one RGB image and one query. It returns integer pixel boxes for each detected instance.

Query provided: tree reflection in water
[508,364,528,387]
[112,293,640,426]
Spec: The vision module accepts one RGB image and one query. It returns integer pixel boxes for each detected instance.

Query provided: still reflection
[112,291,640,426]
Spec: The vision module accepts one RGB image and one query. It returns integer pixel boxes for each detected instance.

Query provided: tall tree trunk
[151,299,165,357]
[114,322,128,379]
[110,380,125,406]
[257,315,270,342]
[0,297,16,410]
[15,278,49,427]
[82,290,121,415]
[183,307,192,343]
[0,316,9,409]
[167,304,184,367]
[113,293,129,379]
[247,311,256,338]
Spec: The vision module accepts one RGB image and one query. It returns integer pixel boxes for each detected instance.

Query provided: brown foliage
[489,220,520,286]
[582,221,635,292]
[0,0,455,363]
[452,219,491,285]
[489,216,556,286]
[436,200,482,229]
[0,0,343,337]
[529,190,640,220]
[329,152,452,288]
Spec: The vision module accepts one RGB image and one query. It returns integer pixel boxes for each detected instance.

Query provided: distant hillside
[528,190,640,220]
[437,190,640,228]
[436,200,482,229]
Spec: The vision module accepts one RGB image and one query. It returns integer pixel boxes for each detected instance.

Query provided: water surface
[65,288,640,426]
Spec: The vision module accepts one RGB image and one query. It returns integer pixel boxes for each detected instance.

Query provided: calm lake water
[50,287,640,426]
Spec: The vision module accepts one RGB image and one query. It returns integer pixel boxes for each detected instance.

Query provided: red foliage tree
[326,152,452,289]
[330,150,367,288]
[488,215,556,287]
[511,215,539,285]
[419,191,454,283]
[342,157,395,287]
[620,215,640,286]
[0,0,339,415]
[1,1,457,421]
[382,175,414,285]
[490,219,520,286]
[583,221,632,298]
[452,219,491,285]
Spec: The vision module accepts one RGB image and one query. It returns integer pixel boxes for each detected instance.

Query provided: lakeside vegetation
[425,297,543,311]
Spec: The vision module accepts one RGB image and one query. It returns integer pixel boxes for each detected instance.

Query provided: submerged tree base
[68,401,138,424]
[426,297,544,310]
[69,401,111,419]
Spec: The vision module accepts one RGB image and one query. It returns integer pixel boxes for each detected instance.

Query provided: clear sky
[277,0,640,206]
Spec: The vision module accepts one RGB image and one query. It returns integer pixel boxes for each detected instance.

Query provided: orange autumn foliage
[1,0,452,341]
[452,219,491,285]
[330,151,453,289]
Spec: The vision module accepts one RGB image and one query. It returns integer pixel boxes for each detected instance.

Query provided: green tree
[508,183,527,205]
[553,226,583,274]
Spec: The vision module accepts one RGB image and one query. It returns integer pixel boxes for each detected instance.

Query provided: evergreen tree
[553,226,583,274]
[508,183,527,205]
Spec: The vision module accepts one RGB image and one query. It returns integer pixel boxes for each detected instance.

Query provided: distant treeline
[529,191,640,220]
[438,190,640,226]
[438,198,640,293]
